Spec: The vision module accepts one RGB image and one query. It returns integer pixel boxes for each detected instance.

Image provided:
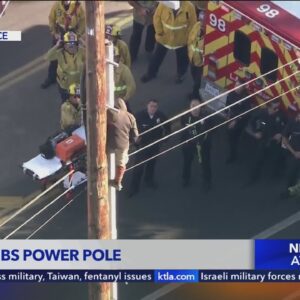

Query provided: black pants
[130,145,159,192]
[250,140,285,180]
[286,154,300,188]
[190,64,203,99]
[182,141,211,185]
[227,118,248,160]
[58,85,69,103]
[147,43,189,77]
[46,37,58,83]
[129,21,155,62]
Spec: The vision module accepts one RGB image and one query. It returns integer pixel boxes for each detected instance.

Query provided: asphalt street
[1,1,300,300]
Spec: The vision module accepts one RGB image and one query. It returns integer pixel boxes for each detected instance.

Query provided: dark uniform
[226,89,252,162]
[247,108,286,182]
[283,119,300,189]
[129,109,170,195]
[181,110,213,190]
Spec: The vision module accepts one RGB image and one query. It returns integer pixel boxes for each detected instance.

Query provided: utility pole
[86,1,111,300]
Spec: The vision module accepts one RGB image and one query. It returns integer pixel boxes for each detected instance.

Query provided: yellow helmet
[63,31,78,43]
[69,83,80,96]
[113,46,120,57]
[105,24,121,37]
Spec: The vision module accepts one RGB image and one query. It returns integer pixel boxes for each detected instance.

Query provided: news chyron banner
[0,240,299,283]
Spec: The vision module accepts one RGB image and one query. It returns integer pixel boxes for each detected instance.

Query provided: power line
[0,170,74,230]
[26,188,86,239]
[136,58,299,138]
[126,84,300,172]
[3,186,75,239]
[129,69,300,157]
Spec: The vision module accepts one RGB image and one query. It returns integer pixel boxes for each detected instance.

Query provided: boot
[111,166,126,191]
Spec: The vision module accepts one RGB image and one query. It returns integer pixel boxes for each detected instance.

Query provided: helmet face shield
[64,41,78,53]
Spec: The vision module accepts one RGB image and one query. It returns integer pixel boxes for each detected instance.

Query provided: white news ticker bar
[0,31,21,41]
[0,240,253,269]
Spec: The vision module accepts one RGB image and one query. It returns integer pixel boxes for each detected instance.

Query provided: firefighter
[128,99,170,197]
[181,99,213,191]
[246,100,287,184]
[61,83,81,131]
[45,31,85,102]
[187,20,205,100]
[281,111,300,198]
[128,1,157,62]
[114,46,136,104]
[107,98,139,191]
[41,1,85,89]
[225,79,252,163]
[141,1,197,84]
[105,24,131,68]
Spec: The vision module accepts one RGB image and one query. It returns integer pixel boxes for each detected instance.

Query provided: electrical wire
[126,84,300,172]
[136,58,299,138]
[0,170,74,230]
[3,187,74,239]
[129,69,300,157]
[26,187,86,239]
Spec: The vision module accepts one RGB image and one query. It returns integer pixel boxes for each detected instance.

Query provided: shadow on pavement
[0,25,50,78]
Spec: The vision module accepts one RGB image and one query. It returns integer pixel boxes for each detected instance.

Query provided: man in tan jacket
[107,98,139,191]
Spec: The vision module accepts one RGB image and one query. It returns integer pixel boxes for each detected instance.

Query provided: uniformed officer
[128,1,157,62]
[114,46,136,105]
[41,1,85,89]
[246,100,287,183]
[141,1,196,84]
[61,83,81,131]
[46,31,85,102]
[181,99,213,191]
[129,99,170,197]
[187,20,205,100]
[105,24,131,68]
[281,111,300,196]
[226,79,252,163]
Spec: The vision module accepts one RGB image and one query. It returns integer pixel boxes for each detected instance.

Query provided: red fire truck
[201,1,300,112]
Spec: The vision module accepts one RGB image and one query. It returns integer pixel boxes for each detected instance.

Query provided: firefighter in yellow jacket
[106,24,131,68]
[41,1,85,89]
[188,20,205,99]
[114,47,136,106]
[46,31,85,102]
[61,83,82,131]
[141,1,196,84]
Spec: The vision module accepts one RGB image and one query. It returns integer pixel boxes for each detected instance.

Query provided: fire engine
[201,1,300,112]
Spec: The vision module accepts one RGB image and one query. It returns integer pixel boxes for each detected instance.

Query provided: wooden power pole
[85,1,112,299]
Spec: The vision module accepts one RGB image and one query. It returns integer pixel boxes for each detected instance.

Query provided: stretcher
[22,126,87,190]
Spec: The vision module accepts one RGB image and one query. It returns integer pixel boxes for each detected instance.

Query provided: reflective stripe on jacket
[114,62,136,101]
[188,21,204,66]
[46,45,85,90]
[153,1,196,49]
